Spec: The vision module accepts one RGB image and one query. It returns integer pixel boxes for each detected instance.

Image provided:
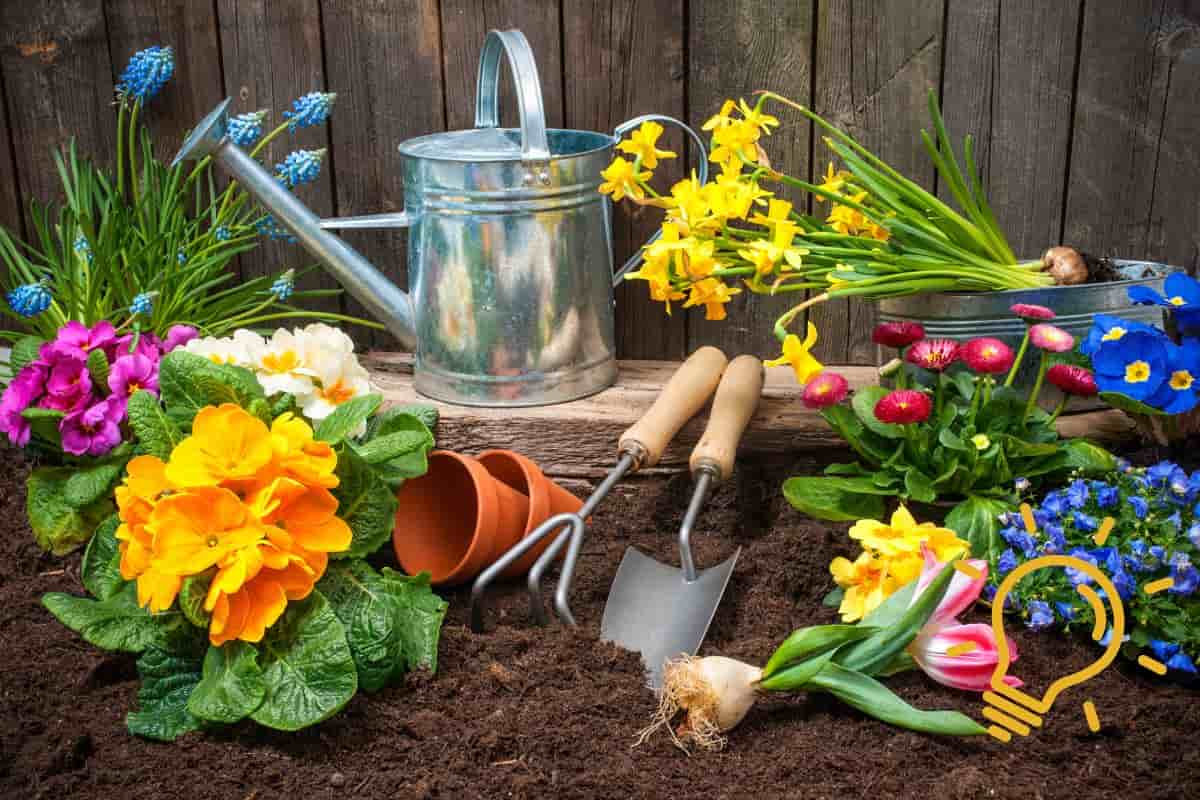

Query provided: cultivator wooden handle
[618,345,728,469]
[689,354,764,481]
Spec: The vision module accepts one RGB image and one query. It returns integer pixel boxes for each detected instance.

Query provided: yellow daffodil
[737,98,780,137]
[616,120,677,170]
[629,223,689,313]
[681,239,719,280]
[815,162,852,201]
[667,173,709,227]
[830,550,899,622]
[702,99,737,131]
[599,157,651,202]
[683,278,741,321]
[708,120,760,168]
[848,505,967,561]
[750,198,793,227]
[765,322,824,384]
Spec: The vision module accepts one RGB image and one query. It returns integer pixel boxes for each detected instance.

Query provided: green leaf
[157,350,265,425]
[318,561,448,691]
[945,496,1010,561]
[977,385,1025,429]
[938,427,967,451]
[178,574,213,628]
[1099,391,1163,416]
[126,645,204,742]
[1060,439,1116,474]
[270,391,297,419]
[20,406,63,422]
[368,403,439,436]
[187,642,267,724]
[782,476,888,522]
[9,334,44,373]
[250,592,358,732]
[81,514,124,600]
[314,394,383,444]
[762,624,881,680]
[807,662,986,736]
[27,467,116,554]
[852,386,903,439]
[332,446,399,558]
[43,583,182,653]
[951,371,977,403]
[357,424,434,466]
[822,586,845,608]
[825,462,867,477]
[86,347,110,388]
[903,468,936,503]
[127,389,182,459]
[62,460,126,508]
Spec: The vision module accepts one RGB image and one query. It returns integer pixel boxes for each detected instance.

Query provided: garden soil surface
[2,452,1198,800]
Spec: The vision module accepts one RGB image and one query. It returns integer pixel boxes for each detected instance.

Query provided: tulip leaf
[808,662,986,736]
[126,645,205,742]
[81,514,125,600]
[127,389,183,460]
[27,467,116,554]
[187,642,267,724]
[331,446,398,558]
[250,593,358,731]
[852,386,904,439]
[43,583,181,653]
[945,495,1010,562]
[782,476,888,522]
[314,393,383,444]
[762,624,881,680]
[158,351,264,426]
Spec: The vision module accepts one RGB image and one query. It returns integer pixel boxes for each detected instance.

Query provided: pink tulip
[911,544,988,626]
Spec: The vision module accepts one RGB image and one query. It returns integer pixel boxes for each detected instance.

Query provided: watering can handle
[610,115,709,287]
[475,30,551,167]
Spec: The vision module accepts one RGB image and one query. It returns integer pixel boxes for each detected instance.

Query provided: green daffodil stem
[1005,329,1031,387]
[773,292,829,341]
[1023,353,1050,421]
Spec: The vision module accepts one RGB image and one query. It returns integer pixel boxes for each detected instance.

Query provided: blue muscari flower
[1066,479,1089,509]
[1014,477,1031,493]
[129,291,155,316]
[1025,600,1055,631]
[228,110,268,147]
[214,225,232,242]
[1189,523,1200,549]
[1130,273,1200,334]
[5,280,52,318]
[1041,491,1070,518]
[1170,553,1199,596]
[176,249,187,265]
[1094,483,1119,509]
[1130,495,1149,518]
[1146,338,1200,413]
[117,46,174,103]
[1081,314,1159,356]
[1054,601,1077,621]
[274,149,326,189]
[284,91,337,132]
[997,548,1019,575]
[73,233,93,264]
[1073,511,1099,533]
[270,270,295,301]
[257,215,297,243]
[1001,526,1039,558]
[1066,548,1097,586]
[1092,330,1170,401]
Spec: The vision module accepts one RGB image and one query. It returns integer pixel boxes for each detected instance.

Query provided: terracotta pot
[477,449,585,577]
[393,450,530,586]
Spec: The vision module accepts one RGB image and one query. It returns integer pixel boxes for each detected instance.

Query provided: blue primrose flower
[1025,600,1055,631]
[1127,539,1161,572]
[275,149,326,189]
[1130,273,1200,334]
[1147,461,1181,487]
[1081,314,1159,356]
[998,548,1019,575]
[1146,339,1200,414]
[1094,483,1119,509]
[284,91,337,132]
[117,45,174,103]
[1111,568,1137,601]
[228,110,268,147]
[1066,548,1098,586]
[270,270,295,301]
[5,280,52,318]
[1092,330,1171,401]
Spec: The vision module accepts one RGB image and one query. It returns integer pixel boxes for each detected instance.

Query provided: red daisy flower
[1010,303,1056,321]
[802,371,849,408]
[1029,324,1075,352]
[961,337,1014,374]
[874,389,932,424]
[905,338,960,372]
[1046,364,1097,396]
[872,321,926,348]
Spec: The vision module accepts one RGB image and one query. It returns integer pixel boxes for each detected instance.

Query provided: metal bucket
[877,260,1180,406]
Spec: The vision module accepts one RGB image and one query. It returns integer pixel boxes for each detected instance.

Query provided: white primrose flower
[299,353,375,434]
[245,328,317,397]
[297,322,356,367]
[183,332,257,366]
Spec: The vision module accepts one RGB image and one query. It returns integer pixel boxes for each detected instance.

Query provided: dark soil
[2,453,1198,799]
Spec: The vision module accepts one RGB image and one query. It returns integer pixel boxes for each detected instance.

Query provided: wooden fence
[1,1,1198,363]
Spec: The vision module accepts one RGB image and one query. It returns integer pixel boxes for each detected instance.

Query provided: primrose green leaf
[127,389,183,460]
[379,568,448,673]
[178,574,213,628]
[27,467,116,554]
[368,403,439,436]
[808,662,986,736]
[825,462,867,477]
[357,424,434,466]
[332,446,398,558]
[9,334,44,373]
[1060,439,1116,475]
[852,386,903,439]
[903,468,936,503]
[126,645,205,742]
[270,391,297,419]
[158,350,264,425]
[187,641,267,724]
[250,592,358,731]
[86,347,110,388]
[315,394,383,444]
[762,624,881,679]
[20,406,63,422]
[62,459,126,508]
[782,476,888,522]
[43,583,182,653]
[81,514,125,600]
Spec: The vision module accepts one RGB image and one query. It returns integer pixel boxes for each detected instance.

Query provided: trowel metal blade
[600,546,740,690]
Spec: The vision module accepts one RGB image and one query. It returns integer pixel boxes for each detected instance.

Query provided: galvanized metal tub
[876,260,1181,407]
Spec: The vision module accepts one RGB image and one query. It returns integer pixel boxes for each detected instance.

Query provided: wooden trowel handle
[618,346,728,469]
[689,354,764,481]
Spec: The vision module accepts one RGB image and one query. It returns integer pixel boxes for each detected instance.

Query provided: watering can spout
[172,99,417,350]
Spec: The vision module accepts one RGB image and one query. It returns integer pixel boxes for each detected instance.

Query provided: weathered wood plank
[0,69,24,238]
[942,0,1081,260]
[0,1,115,230]
[364,351,1133,478]
[215,0,341,317]
[809,0,944,365]
[103,0,224,161]
[319,0,444,349]
[562,0,688,360]
[687,0,815,359]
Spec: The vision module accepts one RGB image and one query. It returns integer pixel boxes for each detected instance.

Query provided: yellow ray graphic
[1019,503,1037,534]
[1144,577,1175,595]
[1138,655,1167,675]
[954,561,982,581]
[1083,700,1101,732]
[1092,517,1114,546]
[947,641,977,657]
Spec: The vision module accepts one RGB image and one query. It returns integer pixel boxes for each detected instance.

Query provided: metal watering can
[174,29,706,407]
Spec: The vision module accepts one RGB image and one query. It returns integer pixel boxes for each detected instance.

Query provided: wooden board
[0,66,24,238]
[562,0,688,360]
[363,351,1134,478]
[687,0,815,359]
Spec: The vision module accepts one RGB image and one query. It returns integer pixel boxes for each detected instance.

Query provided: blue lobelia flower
[270,270,295,301]
[1094,483,1119,508]
[1169,554,1199,596]
[1014,476,1031,493]
[1147,461,1180,486]
[1130,495,1149,518]
[117,46,174,103]
[997,548,1019,575]
[1092,329,1171,401]
[1073,511,1099,533]
[1127,539,1160,572]
[1041,491,1070,518]
[1025,600,1055,631]
[1041,523,1067,555]
[1129,273,1200,333]
[1054,601,1077,621]
[1066,548,1098,586]
[1146,338,1200,413]
[284,91,337,132]
[1167,651,1198,674]
[228,110,268,147]
[1189,523,1200,549]
[1081,313,1159,356]
[1001,526,1038,558]
[1111,568,1137,601]
[5,280,52,318]
[129,291,155,316]
[1066,479,1089,509]
[275,149,326,189]
[1150,639,1180,662]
